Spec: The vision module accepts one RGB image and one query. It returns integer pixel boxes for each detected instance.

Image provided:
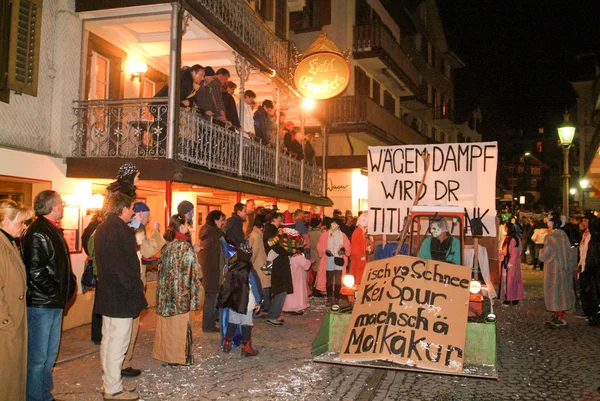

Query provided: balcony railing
[322,95,427,145]
[71,99,324,196]
[196,0,294,83]
[353,23,420,89]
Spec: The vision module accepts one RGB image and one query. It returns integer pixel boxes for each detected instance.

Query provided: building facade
[0,0,329,328]
[289,0,475,214]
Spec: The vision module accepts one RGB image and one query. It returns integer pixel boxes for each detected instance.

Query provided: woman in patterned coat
[539,212,577,328]
[153,214,204,365]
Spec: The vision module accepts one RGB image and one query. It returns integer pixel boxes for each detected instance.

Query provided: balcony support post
[275,86,280,185]
[322,124,328,197]
[165,180,173,229]
[238,130,244,176]
[166,2,183,160]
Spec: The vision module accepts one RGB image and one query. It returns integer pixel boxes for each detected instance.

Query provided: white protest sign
[367,142,498,236]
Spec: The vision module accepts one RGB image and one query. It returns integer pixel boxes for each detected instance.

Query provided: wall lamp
[129,61,148,82]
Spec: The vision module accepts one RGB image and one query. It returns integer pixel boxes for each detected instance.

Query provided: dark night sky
[436,1,600,139]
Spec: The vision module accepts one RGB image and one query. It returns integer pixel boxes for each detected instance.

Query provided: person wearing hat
[120,202,165,378]
[177,200,196,246]
[105,163,139,204]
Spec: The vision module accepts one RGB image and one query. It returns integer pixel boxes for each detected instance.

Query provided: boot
[222,338,232,353]
[326,297,333,306]
[241,340,259,357]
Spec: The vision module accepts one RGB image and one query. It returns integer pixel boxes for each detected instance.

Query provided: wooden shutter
[319,0,331,26]
[0,0,12,103]
[7,0,42,96]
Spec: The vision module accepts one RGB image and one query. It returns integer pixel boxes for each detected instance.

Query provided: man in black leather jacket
[21,190,76,401]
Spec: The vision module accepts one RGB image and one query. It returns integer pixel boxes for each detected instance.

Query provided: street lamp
[557,112,576,217]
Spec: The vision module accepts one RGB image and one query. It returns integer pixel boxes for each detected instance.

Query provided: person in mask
[418,217,461,265]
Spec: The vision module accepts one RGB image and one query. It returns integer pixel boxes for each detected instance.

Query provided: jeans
[268,291,287,320]
[262,287,271,312]
[27,307,63,401]
[202,293,219,332]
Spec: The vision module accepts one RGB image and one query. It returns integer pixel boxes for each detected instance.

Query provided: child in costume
[217,243,263,356]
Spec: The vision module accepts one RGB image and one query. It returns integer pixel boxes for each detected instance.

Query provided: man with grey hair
[21,190,76,401]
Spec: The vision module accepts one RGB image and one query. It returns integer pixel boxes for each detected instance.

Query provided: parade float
[312,142,499,379]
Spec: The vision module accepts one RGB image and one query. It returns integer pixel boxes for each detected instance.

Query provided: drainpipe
[166,2,182,160]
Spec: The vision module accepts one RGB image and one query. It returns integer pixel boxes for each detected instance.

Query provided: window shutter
[319,0,331,26]
[0,0,12,103]
[289,11,302,31]
[7,0,42,96]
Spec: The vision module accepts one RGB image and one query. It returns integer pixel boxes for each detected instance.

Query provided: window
[88,52,110,100]
[275,0,286,39]
[0,0,43,103]
[355,66,370,97]
[289,0,331,32]
[383,90,395,115]
[431,127,437,141]
[536,141,543,152]
[257,0,274,22]
[372,80,380,105]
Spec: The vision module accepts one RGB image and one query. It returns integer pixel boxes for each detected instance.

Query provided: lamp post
[557,112,576,217]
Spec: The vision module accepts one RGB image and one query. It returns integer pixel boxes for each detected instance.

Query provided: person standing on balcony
[154,64,205,110]
[254,99,276,146]
[239,90,257,136]
[222,81,240,128]
[21,190,76,401]
[226,203,248,249]
[304,133,316,164]
[194,67,231,127]
[282,121,295,152]
[288,130,305,160]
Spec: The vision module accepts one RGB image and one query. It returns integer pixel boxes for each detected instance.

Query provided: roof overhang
[66,158,333,206]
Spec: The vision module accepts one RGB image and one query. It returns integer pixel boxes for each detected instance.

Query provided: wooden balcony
[353,23,421,97]
[320,96,427,145]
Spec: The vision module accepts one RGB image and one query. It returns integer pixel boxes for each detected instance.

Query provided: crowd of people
[498,209,600,329]
[0,160,373,401]
[155,64,316,163]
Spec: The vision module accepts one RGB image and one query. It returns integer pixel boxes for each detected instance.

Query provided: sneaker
[576,313,590,320]
[121,367,141,377]
[103,390,139,400]
[547,317,567,328]
[266,318,284,326]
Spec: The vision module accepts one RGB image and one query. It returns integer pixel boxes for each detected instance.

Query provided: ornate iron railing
[72,98,168,158]
[71,99,324,196]
[194,0,293,82]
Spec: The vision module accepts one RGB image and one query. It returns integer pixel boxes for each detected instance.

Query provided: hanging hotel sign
[293,52,350,100]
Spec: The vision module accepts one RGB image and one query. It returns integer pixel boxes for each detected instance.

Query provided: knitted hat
[281,210,294,227]
[177,200,194,215]
[116,162,139,183]
[237,242,253,262]
[133,202,150,213]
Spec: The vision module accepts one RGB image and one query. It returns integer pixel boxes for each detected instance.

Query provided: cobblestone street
[53,264,600,401]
